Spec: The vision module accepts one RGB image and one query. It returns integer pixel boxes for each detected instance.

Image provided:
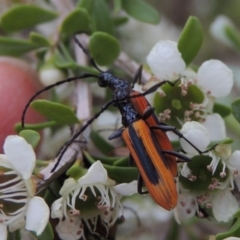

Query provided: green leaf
[216,214,240,240]
[84,151,138,183]
[178,16,203,65]
[15,121,57,133]
[113,156,129,166]
[113,0,122,13]
[66,161,87,180]
[92,155,123,165]
[77,0,93,11]
[29,32,51,47]
[54,45,99,75]
[89,32,120,65]
[0,36,39,56]
[225,25,240,50]
[19,130,40,148]
[90,131,114,155]
[79,0,114,34]
[113,16,129,27]
[91,0,114,34]
[31,100,79,125]
[122,0,160,24]
[213,102,232,118]
[218,138,234,145]
[232,98,240,123]
[0,5,58,32]
[60,8,91,37]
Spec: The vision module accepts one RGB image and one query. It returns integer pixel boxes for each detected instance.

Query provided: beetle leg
[161,150,192,162]
[151,125,203,154]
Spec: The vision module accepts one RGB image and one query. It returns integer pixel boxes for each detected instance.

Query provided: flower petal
[55,216,85,240]
[3,136,36,179]
[78,161,108,185]
[8,217,25,232]
[197,60,233,98]
[201,113,226,141]
[180,121,210,154]
[212,189,239,222]
[173,194,196,224]
[25,196,50,236]
[147,41,186,80]
[229,150,240,171]
[113,180,138,196]
[60,178,78,196]
[51,197,63,219]
[0,224,7,240]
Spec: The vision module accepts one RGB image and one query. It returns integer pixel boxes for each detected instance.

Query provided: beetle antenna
[73,35,103,73]
[51,99,115,172]
[21,73,98,128]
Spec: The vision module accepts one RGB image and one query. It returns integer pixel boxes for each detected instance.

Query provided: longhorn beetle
[21,36,207,210]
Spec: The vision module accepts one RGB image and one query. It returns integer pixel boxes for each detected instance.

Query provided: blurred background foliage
[0,0,240,240]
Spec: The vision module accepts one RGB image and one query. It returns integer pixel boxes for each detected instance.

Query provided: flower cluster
[145,40,239,223]
[0,136,49,239]
[51,160,137,240]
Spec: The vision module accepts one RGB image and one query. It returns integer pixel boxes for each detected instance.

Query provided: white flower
[197,60,233,98]
[201,113,226,141]
[173,192,197,224]
[51,161,137,239]
[39,67,66,86]
[0,136,49,239]
[180,121,210,155]
[210,15,236,48]
[207,145,240,183]
[147,41,186,80]
[212,188,239,222]
[117,196,172,238]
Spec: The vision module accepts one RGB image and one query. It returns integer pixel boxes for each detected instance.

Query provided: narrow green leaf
[90,131,114,155]
[0,5,58,32]
[19,130,40,148]
[0,36,39,56]
[89,32,120,65]
[29,32,51,47]
[178,16,203,65]
[31,100,79,125]
[232,98,240,123]
[92,155,122,165]
[213,102,232,118]
[225,25,240,50]
[15,121,57,133]
[113,156,129,166]
[122,0,160,24]
[84,151,138,183]
[60,8,91,37]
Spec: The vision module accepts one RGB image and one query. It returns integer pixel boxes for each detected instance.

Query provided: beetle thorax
[99,72,131,100]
